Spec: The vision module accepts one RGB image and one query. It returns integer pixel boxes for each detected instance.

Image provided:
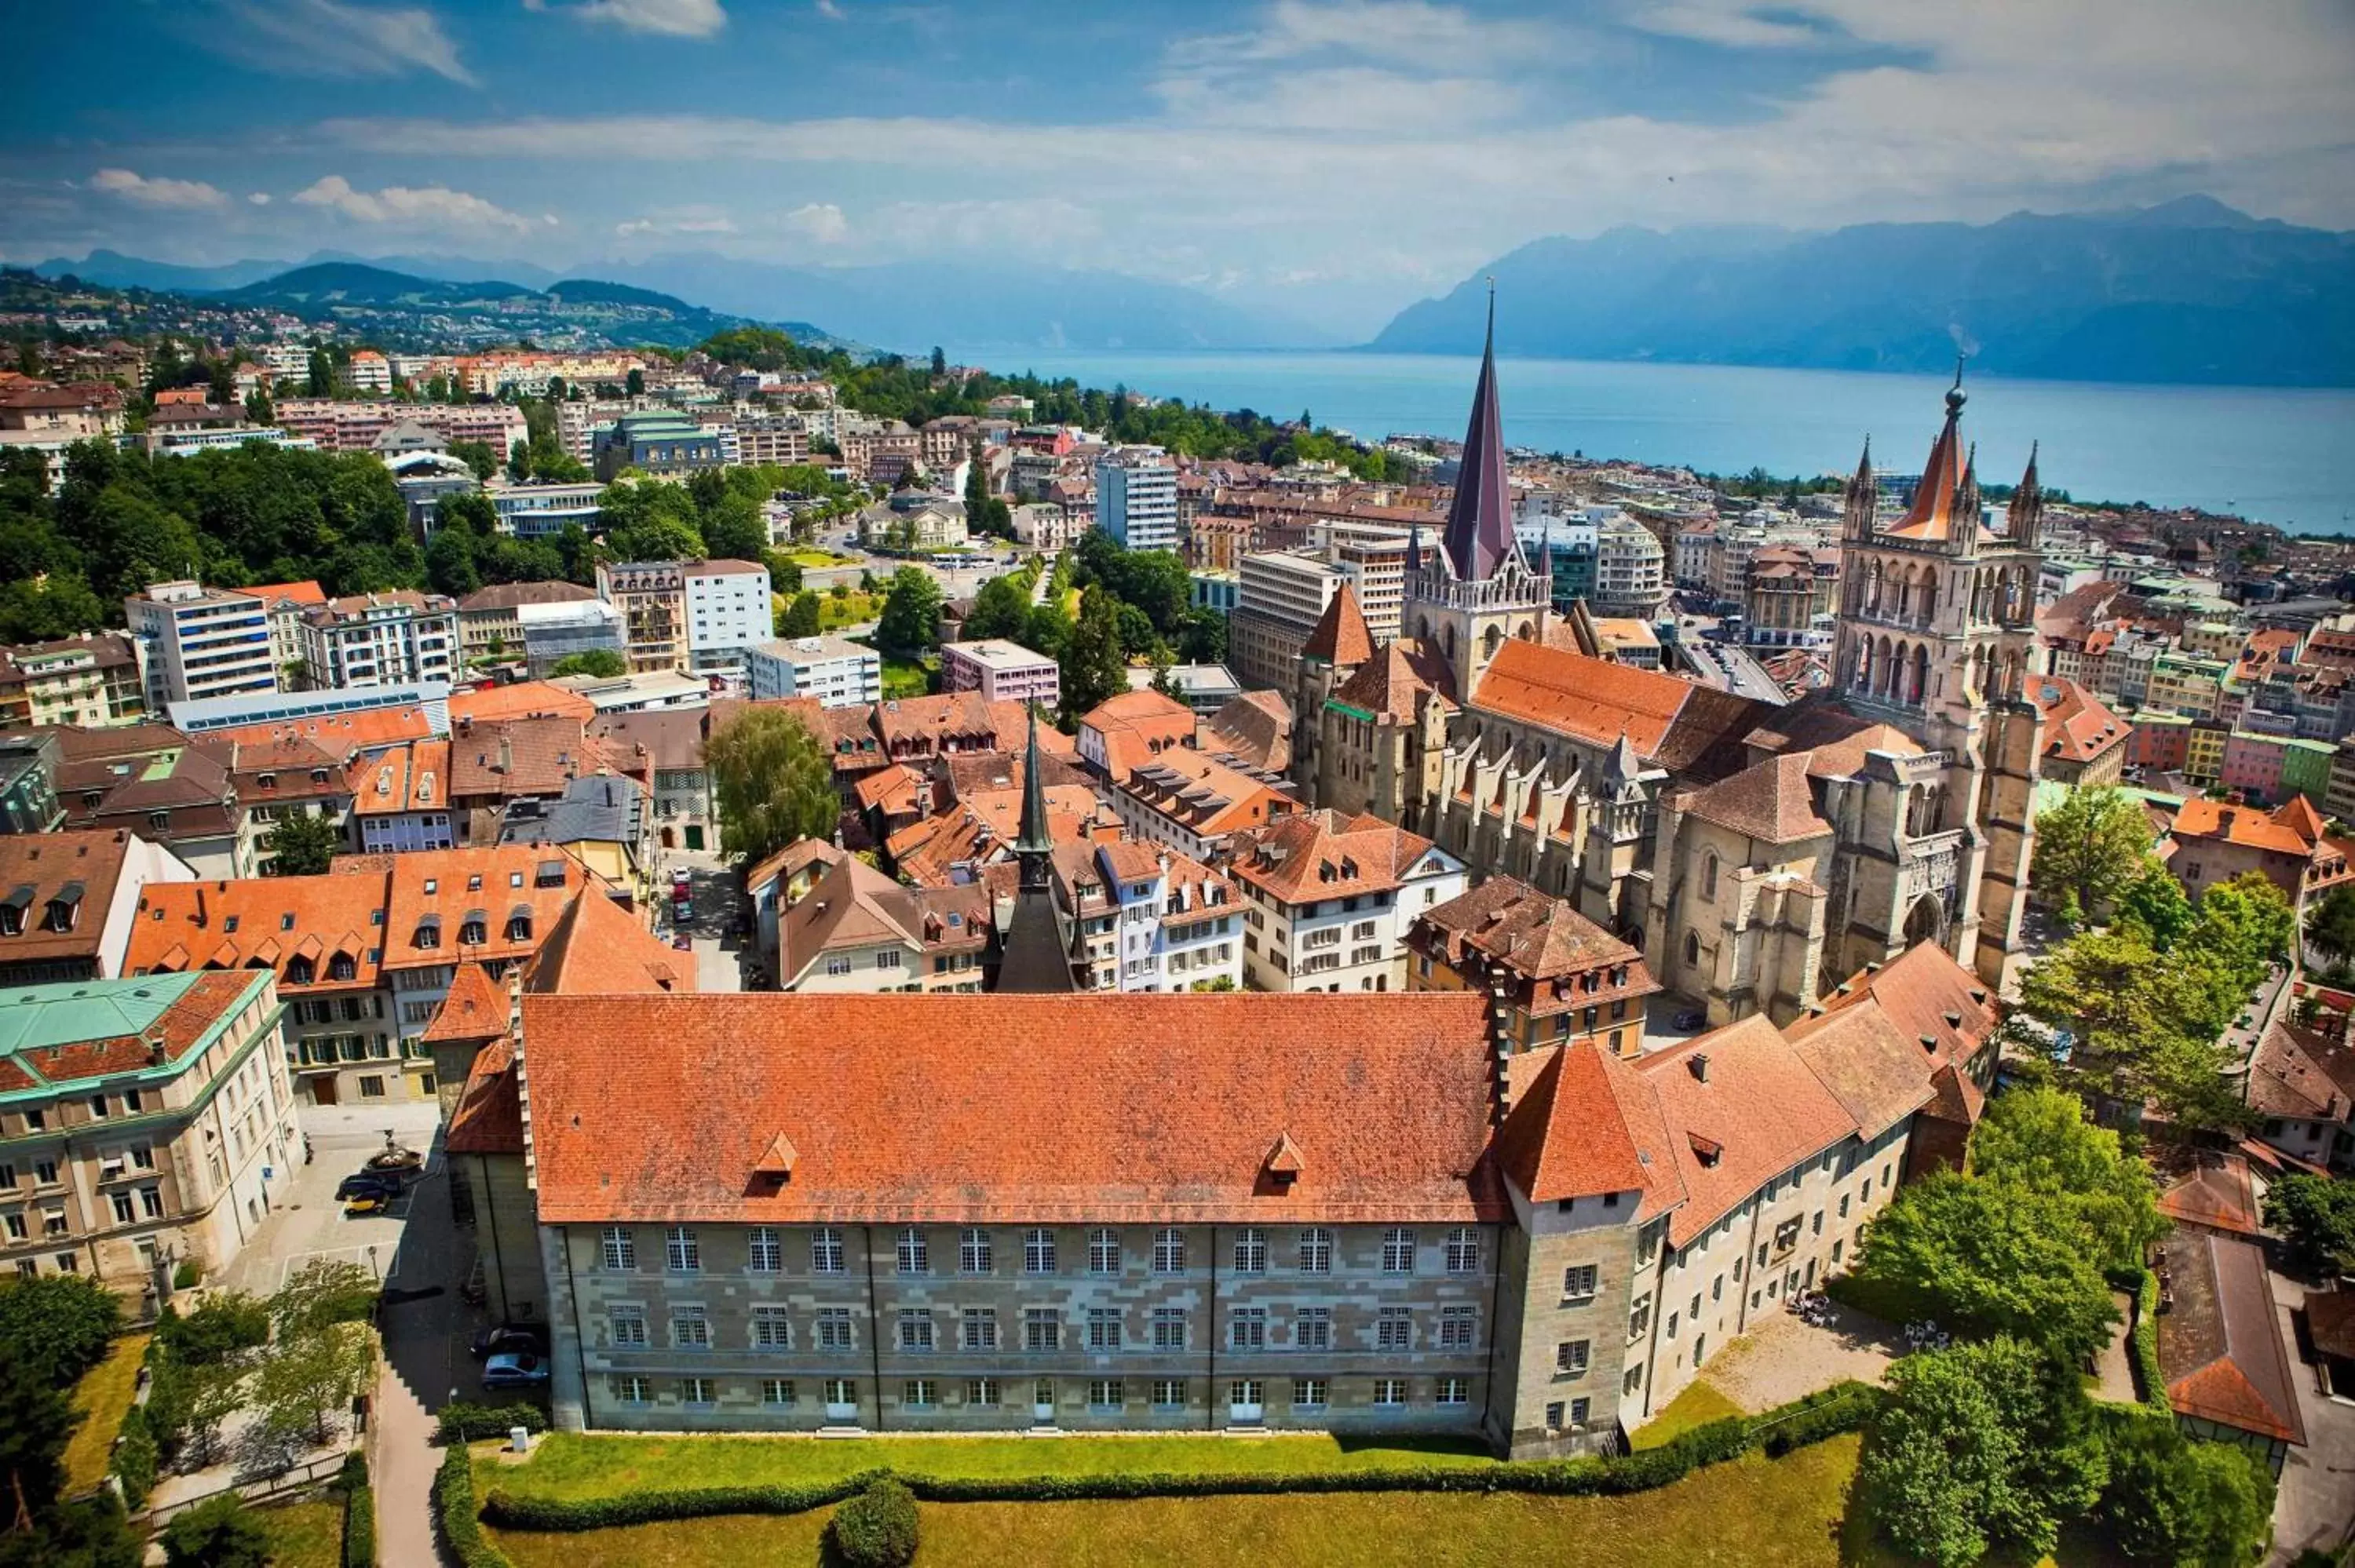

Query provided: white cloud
[248,191,272,206]
[89,168,229,210]
[785,202,849,243]
[814,0,843,16]
[292,174,535,232]
[214,0,476,84]
[531,0,726,37]
[1627,2,1835,49]
[615,207,740,236]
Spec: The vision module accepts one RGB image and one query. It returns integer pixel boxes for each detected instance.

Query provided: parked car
[335,1172,400,1202]
[671,868,692,896]
[672,932,693,950]
[482,1351,550,1390]
[470,1325,548,1361]
[342,1191,391,1216]
[1673,1009,1706,1030]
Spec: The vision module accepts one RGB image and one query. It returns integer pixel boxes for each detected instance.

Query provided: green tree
[242,387,273,426]
[0,1273,121,1389]
[1861,1336,2107,1568]
[2192,872,2295,986]
[625,366,645,396]
[263,810,343,877]
[159,1493,272,1568]
[961,571,1035,644]
[699,490,770,563]
[2262,1173,2355,1276]
[550,649,628,679]
[2116,862,2196,947]
[2030,787,2156,917]
[929,345,947,377]
[1058,584,1127,725]
[706,707,838,866]
[1968,1085,2165,1273]
[2100,1422,2273,1568]
[0,1493,142,1568]
[254,1319,374,1447]
[0,1355,75,1529]
[778,591,823,639]
[0,574,108,644]
[449,440,498,482]
[874,566,942,655]
[2305,884,2355,968]
[158,1294,269,1366]
[1849,1169,2120,1362]
[269,1259,378,1336]
[305,348,334,398]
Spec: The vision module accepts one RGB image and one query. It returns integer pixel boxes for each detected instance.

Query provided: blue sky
[7,0,2353,335]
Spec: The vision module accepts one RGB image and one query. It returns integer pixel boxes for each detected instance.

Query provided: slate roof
[521,991,1506,1225]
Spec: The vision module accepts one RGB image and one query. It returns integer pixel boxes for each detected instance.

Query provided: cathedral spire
[1886,365,1970,542]
[1441,279,1513,582]
[2006,440,2043,544]
[991,702,1077,994]
[1013,703,1052,858]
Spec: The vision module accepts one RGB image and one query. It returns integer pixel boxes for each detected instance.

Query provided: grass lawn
[489,1429,1496,1504]
[488,1435,1865,1568]
[257,1498,345,1568]
[880,658,933,698]
[1627,1379,1745,1451]
[60,1333,148,1494]
[786,549,858,567]
[816,590,879,631]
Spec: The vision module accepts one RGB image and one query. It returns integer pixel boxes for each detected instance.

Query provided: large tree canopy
[2029,786,2156,919]
[706,707,839,868]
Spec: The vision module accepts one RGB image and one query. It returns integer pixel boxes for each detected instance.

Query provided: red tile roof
[349,846,600,972]
[211,706,436,755]
[1301,583,1374,665]
[524,886,692,996]
[444,1037,522,1156]
[2170,797,2328,859]
[2160,1231,2306,1445]
[2245,1018,2355,1121]
[422,962,509,1045]
[1681,752,1830,844]
[1496,1041,1672,1207]
[1228,809,1447,904]
[0,830,137,970]
[3,971,265,1086]
[349,739,452,816]
[449,682,597,727]
[522,992,1506,1225]
[1471,639,1763,777]
[1638,1016,1858,1247]
[2027,676,2130,765]
[125,873,388,993]
[1328,642,1457,721]
[2156,1154,2262,1238]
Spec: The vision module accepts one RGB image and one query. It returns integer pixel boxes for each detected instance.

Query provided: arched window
[1910,644,1930,705]
[1701,851,1719,901]
[1682,930,1700,966]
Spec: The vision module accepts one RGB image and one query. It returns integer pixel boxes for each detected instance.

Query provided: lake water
[948,348,2355,534]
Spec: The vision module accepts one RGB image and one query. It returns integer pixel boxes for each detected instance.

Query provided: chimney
[193,885,206,928]
[1689,1052,1710,1082]
[1485,967,1515,1126]
[498,735,513,775]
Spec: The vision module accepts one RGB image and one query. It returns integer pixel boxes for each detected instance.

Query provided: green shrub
[172,1259,203,1290]
[159,1293,270,1366]
[434,1445,516,1568]
[482,1473,878,1530]
[1751,1384,1882,1455]
[2102,1422,2274,1568]
[2128,1267,2171,1415]
[341,1461,377,1568]
[161,1493,270,1568]
[829,1477,919,1568]
[109,1403,157,1509]
[433,1402,550,1446]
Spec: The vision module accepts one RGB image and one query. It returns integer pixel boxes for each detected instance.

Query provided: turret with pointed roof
[990,705,1078,993]
[1302,582,1375,668]
[2006,442,2043,547]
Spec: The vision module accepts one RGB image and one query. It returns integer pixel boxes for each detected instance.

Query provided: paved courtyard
[1701,1299,1905,1413]
[2270,1271,2355,1567]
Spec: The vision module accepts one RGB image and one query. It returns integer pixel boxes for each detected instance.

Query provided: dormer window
[459,913,488,946]
[257,773,276,791]
[422,879,438,895]
[468,875,483,892]
[506,911,531,942]
[280,913,295,932]
[43,882,84,933]
[223,915,240,934]
[284,956,314,986]
[414,918,442,950]
[328,954,356,983]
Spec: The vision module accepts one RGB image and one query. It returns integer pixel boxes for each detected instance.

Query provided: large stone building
[1305,337,2052,1017]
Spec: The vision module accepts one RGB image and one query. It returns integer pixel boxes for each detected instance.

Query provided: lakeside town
[0,273,2350,1568]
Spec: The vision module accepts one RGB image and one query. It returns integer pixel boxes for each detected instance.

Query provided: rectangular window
[681,1377,714,1406]
[1151,1307,1185,1351]
[1437,1377,1469,1406]
[751,1307,791,1348]
[1152,1228,1185,1273]
[1376,1307,1412,1351]
[1557,1340,1590,1376]
[614,1376,651,1404]
[672,1307,710,1349]
[966,1378,999,1408]
[1628,1295,1652,1341]
[960,1228,993,1273]
[1024,1308,1061,1352]
[903,1379,937,1409]
[1439,1306,1477,1351]
[1088,1229,1120,1274]
[899,1310,935,1352]
[1373,1379,1408,1407]
[1229,1308,1267,1350]
[1297,1227,1332,1272]
[1086,1378,1123,1411]
[1291,1378,1328,1409]
[748,1227,782,1272]
[601,1227,636,1271]
[1232,1228,1267,1273]
[1294,1307,1331,1351]
[1151,1379,1185,1409]
[1381,1228,1415,1273]
[1570,1396,1591,1426]
[1024,1228,1056,1274]
[962,1307,999,1351]
[609,1303,648,1349]
[1562,1264,1597,1300]
[896,1228,928,1274]
[762,1378,794,1407]
[1086,1307,1123,1351]
[812,1227,845,1273]
[666,1227,699,1272]
[1444,1227,1480,1273]
[111,1191,134,1224]
[816,1308,854,1351]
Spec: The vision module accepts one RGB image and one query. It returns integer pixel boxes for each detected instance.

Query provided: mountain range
[35,249,1328,354]
[1371,198,2355,388]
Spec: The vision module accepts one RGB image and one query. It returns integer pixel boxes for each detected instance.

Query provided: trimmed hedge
[109,1403,158,1509]
[339,1451,375,1568]
[830,1477,918,1568]
[478,1381,1883,1533]
[435,1402,551,1446]
[436,1445,515,1568]
[2129,1267,2171,1416]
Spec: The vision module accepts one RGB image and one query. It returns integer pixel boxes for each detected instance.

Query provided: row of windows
[601,1225,1484,1277]
[607,1375,1473,1413]
[607,1302,1484,1355]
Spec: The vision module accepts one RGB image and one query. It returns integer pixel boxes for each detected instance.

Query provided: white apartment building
[346,352,392,394]
[940,639,1060,708]
[125,582,279,709]
[484,480,606,541]
[1594,516,1669,620]
[684,560,773,681]
[296,591,458,691]
[1229,550,1344,694]
[746,636,882,708]
[1095,446,1179,552]
[1305,522,1411,644]
[1056,843,1245,994]
[1228,811,1467,994]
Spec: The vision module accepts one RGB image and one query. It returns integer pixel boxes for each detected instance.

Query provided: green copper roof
[0,972,210,1059]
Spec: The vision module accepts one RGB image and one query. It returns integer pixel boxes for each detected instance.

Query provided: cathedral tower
[1403,287,1550,699]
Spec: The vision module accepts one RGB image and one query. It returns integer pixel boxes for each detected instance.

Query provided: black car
[335,1172,401,1202]
[470,1324,549,1361]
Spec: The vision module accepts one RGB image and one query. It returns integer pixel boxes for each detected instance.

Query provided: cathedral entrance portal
[1903,894,1944,950]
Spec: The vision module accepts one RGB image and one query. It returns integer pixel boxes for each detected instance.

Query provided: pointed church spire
[2006,440,2043,544]
[1441,279,1513,582]
[1013,702,1052,857]
[1302,582,1374,666]
[1889,366,1970,541]
[1406,520,1422,576]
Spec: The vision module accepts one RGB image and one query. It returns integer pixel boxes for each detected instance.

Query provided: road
[659,850,754,993]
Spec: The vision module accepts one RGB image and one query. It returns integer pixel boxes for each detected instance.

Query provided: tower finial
[1013,702,1051,855]
[1946,353,1967,418]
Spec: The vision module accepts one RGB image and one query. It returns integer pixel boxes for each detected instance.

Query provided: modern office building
[1096,446,1178,552]
[683,560,773,681]
[295,591,459,691]
[941,639,1061,708]
[125,582,279,709]
[746,637,883,708]
[1229,551,1343,695]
